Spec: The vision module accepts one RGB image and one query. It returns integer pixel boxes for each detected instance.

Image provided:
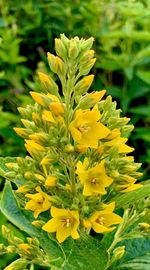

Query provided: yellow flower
[18,243,31,254]
[81,90,106,106]
[49,102,64,116]
[83,202,123,233]
[103,129,134,153]
[14,128,29,138]
[42,110,56,123]
[25,140,46,157]
[25,186,51,218]
[45,175,57,187]
[115,175,142,192]
[118,183,143,193]
[42,206,80,243]
[16,185,31,193]
[76,158,113,196]
[69,105,110,148]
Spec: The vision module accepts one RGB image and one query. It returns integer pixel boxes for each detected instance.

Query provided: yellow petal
[42,110,55,123]
[92,222,114,233]
[56,227,71,243]
[45,176,57,186]
[42,218,57,232]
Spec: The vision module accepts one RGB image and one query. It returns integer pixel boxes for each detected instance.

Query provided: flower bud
[112,246,125,261]
[5,171,16,178]
[65,144,74,153]
[6,245,16,253]
[81,37,94,51]
[74,75,94,95]
[4,258,28,270]
[68,40,79,59]
[55,38,67,59]
[38,71,59,96]
[47,52,65,75]
[79,58,96,76]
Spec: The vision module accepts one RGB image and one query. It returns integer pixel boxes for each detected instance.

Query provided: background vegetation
[0,0,150,269]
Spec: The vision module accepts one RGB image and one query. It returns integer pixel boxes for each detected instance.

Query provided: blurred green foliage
[0,1,150,267]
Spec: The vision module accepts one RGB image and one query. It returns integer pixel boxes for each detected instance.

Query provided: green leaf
[0,182,108,270]
[111,238,150,270]
[119,254,150,270]
[114,183,150,209]
[61,234,108,270]
[129,106,150,116]
[136,70,150,84]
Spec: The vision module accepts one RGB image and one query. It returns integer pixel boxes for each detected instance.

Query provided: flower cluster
[5,35,142,243]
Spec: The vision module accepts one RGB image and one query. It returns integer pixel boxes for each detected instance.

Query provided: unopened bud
[81,37,94,51]
[74,75,94,95]
[5,171,16,178]
[38,72,59,96]
[68,41,79,59]
[139,223,150,230]
[112,246,125,261]
[55,38,67,59]
[79,58,96,76]
[6,245,16,253]
[47,52,65,75]
[4,258,28,270]
[65,144,74,153]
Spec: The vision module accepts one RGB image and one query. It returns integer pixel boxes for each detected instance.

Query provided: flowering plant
[0,35,150,270]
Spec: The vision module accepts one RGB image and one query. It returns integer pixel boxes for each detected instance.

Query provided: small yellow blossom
[76,158,113,196]
[40,156,53,165]
[81,90,106,106]
[115,175,142,192]
[45,175,57,187]
[18,243,31,254]
[42,206,80,243]
[38,71,57,90]
[104,129,134,153]
[42,110,55,123]
[25,186,52,218]
[83,202,123,233]
[25,140,46,157]
[118,183,143,193]
[14,128,29,138]
[69,105,110,148]
[30,92,48,106]
[16,185,31,193]
[49,102,64,116]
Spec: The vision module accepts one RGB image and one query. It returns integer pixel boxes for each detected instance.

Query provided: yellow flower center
[91,177,97,184]
[62,218,73,227]
[98,217,105,225]
[78,124,90,133]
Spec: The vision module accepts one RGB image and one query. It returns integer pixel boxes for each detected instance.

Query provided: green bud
[74,75,94,95]
[5,171,16,178]
[4,258,28,270]
[121,125,134,136]
[112,246,125,262]
[21,119,36,130]
[79,58,96,76]
[47,52,65,76]
[68,41,79,59]
[55,38,67,59]
[81,37,94,51]
[60,34,70,48]
[6,245,16,253]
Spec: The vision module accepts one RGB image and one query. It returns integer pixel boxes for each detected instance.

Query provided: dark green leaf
[114,183,150,209]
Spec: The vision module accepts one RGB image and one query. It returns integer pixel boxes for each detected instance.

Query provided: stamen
[98,217,104,225]
[78,124,90,133]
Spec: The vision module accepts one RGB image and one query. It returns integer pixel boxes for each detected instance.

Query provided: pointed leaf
[114,183,150,209]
